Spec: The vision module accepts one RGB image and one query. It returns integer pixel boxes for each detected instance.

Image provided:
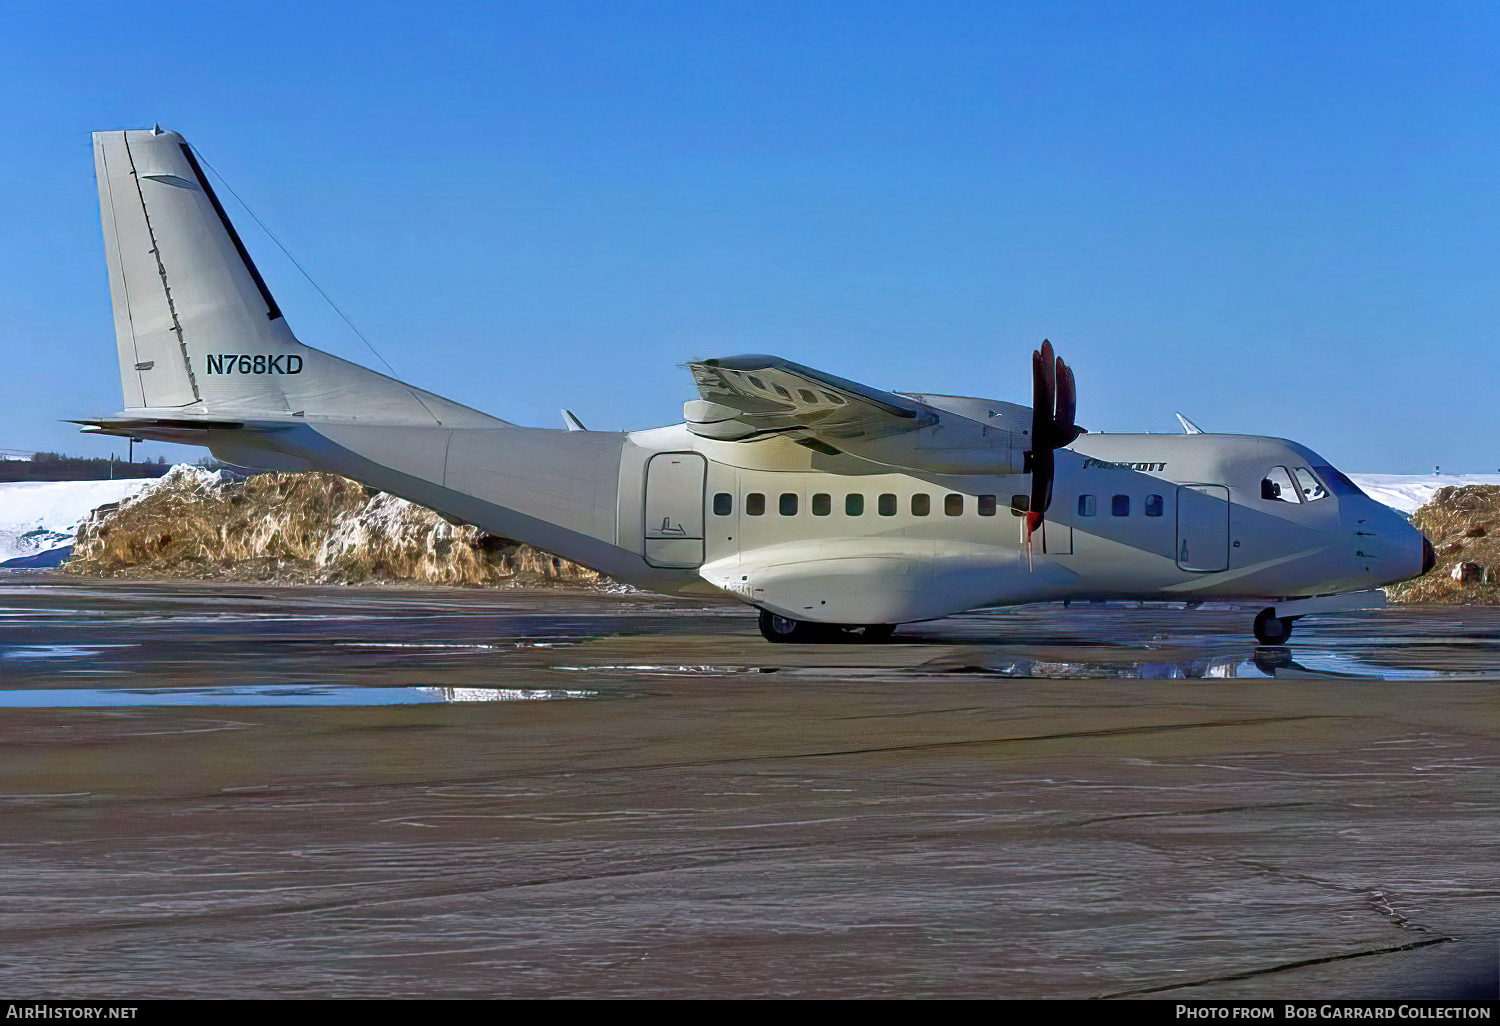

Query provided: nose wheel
[1253,608,1294,645]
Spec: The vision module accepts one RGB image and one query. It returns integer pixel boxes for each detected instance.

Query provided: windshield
[1309,464,1367,499]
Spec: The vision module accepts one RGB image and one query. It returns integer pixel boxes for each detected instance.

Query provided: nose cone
[1349,501,1434,587]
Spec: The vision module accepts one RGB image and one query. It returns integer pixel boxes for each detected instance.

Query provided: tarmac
[0,577,1497,999]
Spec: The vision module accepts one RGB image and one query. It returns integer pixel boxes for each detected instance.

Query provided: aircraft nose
[1421,534,1436,575]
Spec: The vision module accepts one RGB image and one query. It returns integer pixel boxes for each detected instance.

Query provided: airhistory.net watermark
[6,1008,137,1020]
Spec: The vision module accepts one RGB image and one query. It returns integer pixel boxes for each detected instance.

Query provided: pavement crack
[611,716,1333,771]
[1367,888,1435,934]
[1070,802,1315,827]
[1099,936,1457,998]
[1236,861,1444,935]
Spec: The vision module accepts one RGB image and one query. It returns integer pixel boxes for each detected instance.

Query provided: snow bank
[1347,474,1500,515]
[0,478,158,567]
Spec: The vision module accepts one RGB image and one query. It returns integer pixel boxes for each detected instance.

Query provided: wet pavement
[0,576,1497,999]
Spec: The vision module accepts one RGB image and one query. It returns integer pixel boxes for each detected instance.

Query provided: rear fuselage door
[644,453,706,568]
[1176,484,1230,572]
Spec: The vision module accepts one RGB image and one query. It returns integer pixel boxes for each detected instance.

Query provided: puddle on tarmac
[0,684,598,707]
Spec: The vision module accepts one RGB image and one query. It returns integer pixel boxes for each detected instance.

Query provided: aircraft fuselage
[164,414,1427,630]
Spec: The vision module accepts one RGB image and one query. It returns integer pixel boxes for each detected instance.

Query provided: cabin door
[1176,484,1230,572]
[644,453,706,568]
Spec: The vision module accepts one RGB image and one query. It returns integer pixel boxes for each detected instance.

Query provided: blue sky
[3,1,1498,472]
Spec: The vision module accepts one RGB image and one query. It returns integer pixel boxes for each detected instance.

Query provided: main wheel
[1252,608,1294,645]
[859,624,896,643]
[758,610,831,643]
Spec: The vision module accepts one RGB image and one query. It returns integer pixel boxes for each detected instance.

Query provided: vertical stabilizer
[92,128,506,427]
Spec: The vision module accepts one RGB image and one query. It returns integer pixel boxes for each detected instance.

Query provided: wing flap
[687,355,938,442]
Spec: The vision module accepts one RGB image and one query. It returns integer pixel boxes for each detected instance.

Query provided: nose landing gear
[1253,607,1295,645]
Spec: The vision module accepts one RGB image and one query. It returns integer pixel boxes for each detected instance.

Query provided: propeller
[1025,339,1081,546]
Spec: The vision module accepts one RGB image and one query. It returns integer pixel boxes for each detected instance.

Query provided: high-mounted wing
[684,354,1030,475]
[685,355,938,442]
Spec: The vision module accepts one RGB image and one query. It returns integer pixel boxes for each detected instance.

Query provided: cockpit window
[1311,464,1367,499]
[1293,467,1328,502]
[1261,466,1301,503]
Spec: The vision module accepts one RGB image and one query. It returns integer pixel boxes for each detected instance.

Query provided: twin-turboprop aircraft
[78,128,1435,643]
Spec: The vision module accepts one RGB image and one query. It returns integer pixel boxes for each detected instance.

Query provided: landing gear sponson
[1249,590,1393,646]
[756,610,895,643]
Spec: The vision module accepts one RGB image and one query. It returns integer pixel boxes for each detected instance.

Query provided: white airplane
[76,128,1435,644]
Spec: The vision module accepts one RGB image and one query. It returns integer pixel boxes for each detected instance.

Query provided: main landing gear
[756,610,895,644]
[1252,607,1295,645]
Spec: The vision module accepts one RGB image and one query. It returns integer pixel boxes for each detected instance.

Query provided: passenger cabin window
[945,494,963,516]
[811,493,831,516]
[746,493,765,516]
[1078,494,1097,517]
[977,495,997,517]
[878,493,897,516]
[1293,467,1329,502]
[1010,494,1029,517]
[911,494,931,516]
[779,493,798,516]
[713,493,733,516]
[1261,466,1301,503]
[846,494,864,516]
[1144,494,1163,517]
[1112,495,1130,517]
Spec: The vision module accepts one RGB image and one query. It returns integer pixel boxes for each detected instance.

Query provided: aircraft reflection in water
[78,128,1436,644]
[931,647,1404,680]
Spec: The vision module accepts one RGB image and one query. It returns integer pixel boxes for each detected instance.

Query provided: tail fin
[93,128,504,427]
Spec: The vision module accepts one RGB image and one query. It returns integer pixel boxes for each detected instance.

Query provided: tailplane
[92,128,503,428]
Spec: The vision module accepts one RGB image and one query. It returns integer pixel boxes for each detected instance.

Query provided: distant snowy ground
[1346,474,1500,515]
[0,471,1495,571]
[0,479,156,567]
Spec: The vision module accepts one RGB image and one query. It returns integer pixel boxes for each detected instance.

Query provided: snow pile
[65,469,604,587]
[1386,485,1500,604]
[0,478,159,568]
[1347,474,1500,515]
[148,463,232,493]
